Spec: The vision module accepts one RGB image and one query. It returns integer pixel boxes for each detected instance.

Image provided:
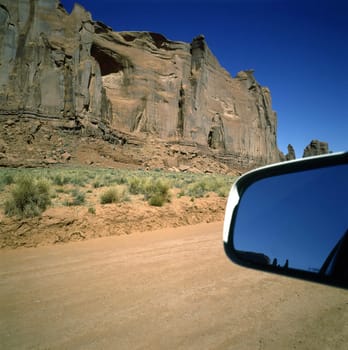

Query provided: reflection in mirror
[233,164,348,282]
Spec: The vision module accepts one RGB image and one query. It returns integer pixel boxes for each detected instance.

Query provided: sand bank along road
[1,222,347,349]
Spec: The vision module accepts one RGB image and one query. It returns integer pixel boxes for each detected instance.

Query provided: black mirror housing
[223,152,348,289]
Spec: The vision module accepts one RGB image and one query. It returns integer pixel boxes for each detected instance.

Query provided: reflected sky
[233,164,348,272]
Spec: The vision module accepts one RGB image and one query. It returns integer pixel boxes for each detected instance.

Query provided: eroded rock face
[0,0,112,130]
[0,0,282,169]
[303,140,329,157]
[96,30,281,167]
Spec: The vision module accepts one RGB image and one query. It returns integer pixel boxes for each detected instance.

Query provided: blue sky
[61,0,347,157]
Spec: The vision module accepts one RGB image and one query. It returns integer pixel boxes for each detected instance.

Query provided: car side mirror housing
[223,152,348,289]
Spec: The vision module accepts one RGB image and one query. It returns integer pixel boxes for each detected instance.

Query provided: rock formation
[95,30,281,168]
[0,1,112,133]
[0,0,282,170]
[303,140,329,157]
[285,144,296,160]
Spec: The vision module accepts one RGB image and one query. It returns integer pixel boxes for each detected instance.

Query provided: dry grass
[0,167,237,217]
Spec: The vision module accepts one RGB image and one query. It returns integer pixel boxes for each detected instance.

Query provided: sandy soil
[1,222,347,349]
[0,194,226,248]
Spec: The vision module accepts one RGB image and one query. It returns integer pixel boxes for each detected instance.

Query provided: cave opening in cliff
[91,44,124,76]
[208,126,225,150]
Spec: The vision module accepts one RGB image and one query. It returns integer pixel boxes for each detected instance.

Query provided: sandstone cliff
[0,1,111,127]
[0,0,282,170]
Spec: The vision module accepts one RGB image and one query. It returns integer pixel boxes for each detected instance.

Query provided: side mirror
[223,152,348,289]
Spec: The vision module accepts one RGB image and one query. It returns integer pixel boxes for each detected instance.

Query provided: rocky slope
[0,0,283,171]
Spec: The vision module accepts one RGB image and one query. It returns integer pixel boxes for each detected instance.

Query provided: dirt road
[1,222,347,349]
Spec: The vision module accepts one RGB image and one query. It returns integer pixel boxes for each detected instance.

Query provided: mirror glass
[233,164,348,279]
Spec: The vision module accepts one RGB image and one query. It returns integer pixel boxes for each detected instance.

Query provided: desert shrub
[69,176,87,187]
[100,186,129,204]
[100,188,118,204]
[115,175,127,185]
[87,171,98,180]
[63,189,86,206]
[71,189,86,205]
[4,175,51,218]
[55,187,67,193]
[177,190,185,198]
[128,177,143,195]
[93,172,126,188]
[184,176,234,198]
[1,173,15,186]
[52,174,70,186]
[186,180,207,198]
[148,193,166,206]
[0,172,15,192]
[210,177,235,197]
[88,206,96,214]
[51,169,90,187]
[216,183,231,197]
[144,179,171,206]
[93,179,105,188]
[184,177,214,198]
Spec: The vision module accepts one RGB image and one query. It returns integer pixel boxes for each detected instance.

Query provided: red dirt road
[1,222,347,349]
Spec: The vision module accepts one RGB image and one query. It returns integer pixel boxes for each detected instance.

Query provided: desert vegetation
[3,175,51,218]
[0,167,236,218]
